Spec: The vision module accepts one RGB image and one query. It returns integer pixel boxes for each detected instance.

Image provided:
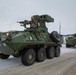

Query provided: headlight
[6,33,9,36]
[6,32,11,40]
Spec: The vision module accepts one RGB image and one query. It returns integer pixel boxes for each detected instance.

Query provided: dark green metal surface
[66,36,76,45]
[0,14,61,55]
[0,43,14,55]
[66,34,76,46]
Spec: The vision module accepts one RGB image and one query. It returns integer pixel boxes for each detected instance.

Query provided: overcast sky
[0,0,76,35]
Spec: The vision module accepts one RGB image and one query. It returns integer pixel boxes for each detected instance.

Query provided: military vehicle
[66,34,76,47]
[0,15,61,66]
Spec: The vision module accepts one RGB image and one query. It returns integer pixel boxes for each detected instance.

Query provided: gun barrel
[19,21,24,24]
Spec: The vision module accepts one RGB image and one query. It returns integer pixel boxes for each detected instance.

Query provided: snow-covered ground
[0,44,75,70]
[0,56,21,70]
[61,44,76,55]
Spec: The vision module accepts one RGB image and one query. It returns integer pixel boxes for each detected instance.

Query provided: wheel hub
[40,53,43,57]
[29,54,33,60]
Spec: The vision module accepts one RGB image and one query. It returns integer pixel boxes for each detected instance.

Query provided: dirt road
[0,45,76,75]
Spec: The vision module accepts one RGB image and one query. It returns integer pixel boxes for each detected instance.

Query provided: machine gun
[18,20,30,28]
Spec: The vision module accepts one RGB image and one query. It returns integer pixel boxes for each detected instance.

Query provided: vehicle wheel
[66,44,68,47]
[50,31,61,43]
[66,44,71,48]
[46,46,55,59]
[21,49,36,66]
[36,48,46,62]
[55,46,60,57]
[72,45,75,47]
[0,53,10,59]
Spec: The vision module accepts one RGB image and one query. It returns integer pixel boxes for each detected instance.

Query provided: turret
[19,14,54,28]
[39,14,54,22]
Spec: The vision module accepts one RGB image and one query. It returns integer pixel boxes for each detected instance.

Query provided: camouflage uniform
[30,16,38,28]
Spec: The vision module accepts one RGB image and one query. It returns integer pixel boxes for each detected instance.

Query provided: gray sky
[0,0,76,35]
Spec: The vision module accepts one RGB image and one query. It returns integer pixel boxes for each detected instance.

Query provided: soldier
[30,16,38,28]
[19,16,39,28]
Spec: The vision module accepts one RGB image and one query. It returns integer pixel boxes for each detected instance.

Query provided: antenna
[59,21,61,34]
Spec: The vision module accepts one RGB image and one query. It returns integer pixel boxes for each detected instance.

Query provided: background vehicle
[0,14,61,66]
[66,34,76,47]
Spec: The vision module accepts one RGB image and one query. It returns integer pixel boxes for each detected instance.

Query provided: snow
[61,44,76,55]
[0,56,21,70]
[0,44,76,70]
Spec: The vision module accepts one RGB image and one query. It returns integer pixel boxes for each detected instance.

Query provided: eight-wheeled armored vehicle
[66,33,76,47]
[0,15,61,66]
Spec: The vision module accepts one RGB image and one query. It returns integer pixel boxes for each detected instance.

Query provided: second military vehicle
[66,33,76,48]
[0,14,61,66]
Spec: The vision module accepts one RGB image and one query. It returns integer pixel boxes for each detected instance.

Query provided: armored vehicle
[66,34,76,47]
[0,15,61,66]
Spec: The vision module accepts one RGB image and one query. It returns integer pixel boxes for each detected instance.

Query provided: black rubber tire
[66,44,71,48]
[50,31,61,43]
[55,46,60,57]
[36,48,46,62]
[46,47,55,59]
[66,44,68,47]
[21,49,36,66]
[0,53,10,59]
[72,45,75,47]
